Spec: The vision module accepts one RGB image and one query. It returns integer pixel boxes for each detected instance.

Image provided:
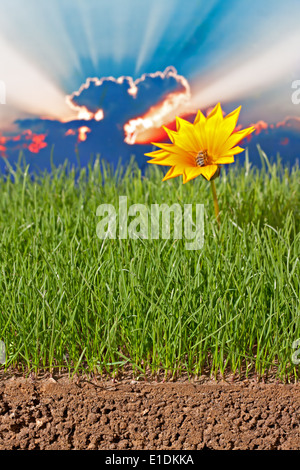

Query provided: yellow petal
[163,163,188,181]
[200,164,219,181]
[175,116,193,132]
[226,146,244,155]
[221,126,255,154]
[205,103,225,156]
[144,149,169,158]
[193,109,206,125]
[193,109,208,149]
[174,117,201,151]
[183,166,204,183]
[213,106,242,154]
[212,155,234,164]
[150,142,179,152]
[162,166,181,181]
[222,106,241,134]
[149,142,194,162]
[161,125,175,144]
[162,124,198,153]
[207,102,223,120]
[214,147,244,162]
[148,153,195,166]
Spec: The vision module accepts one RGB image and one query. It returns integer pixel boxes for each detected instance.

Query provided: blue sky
[0,0,300,170]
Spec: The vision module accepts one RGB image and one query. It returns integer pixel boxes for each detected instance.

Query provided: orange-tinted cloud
[280,137,290,146]
[276,116,300,131]
[78,126,91,142]
[0,130,48,156]
[28,133,48,153]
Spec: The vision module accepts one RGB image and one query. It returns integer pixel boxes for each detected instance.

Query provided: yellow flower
[145,103,255,183]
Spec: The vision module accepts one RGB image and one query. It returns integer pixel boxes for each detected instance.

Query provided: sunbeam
[190,33,300,111]
[0,33,75,123]
[0,0,82,88]
[134,0,181,75]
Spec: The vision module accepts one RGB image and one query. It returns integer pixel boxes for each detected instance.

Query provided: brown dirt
[0,374,299,450]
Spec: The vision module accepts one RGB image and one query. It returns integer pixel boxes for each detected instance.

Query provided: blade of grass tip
[257,144,272,172]
[72,347,87,378]
[244,147,251,177]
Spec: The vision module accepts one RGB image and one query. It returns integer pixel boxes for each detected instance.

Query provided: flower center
[195,150,209,167]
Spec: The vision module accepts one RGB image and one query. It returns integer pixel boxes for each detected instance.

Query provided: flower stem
[210,180,220,228]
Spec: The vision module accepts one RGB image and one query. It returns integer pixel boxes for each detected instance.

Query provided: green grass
[0,149,299,380]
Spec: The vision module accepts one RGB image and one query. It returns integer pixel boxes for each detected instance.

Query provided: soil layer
[0,376,299,450]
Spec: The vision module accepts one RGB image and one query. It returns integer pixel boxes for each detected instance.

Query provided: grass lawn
[0,149,299,380]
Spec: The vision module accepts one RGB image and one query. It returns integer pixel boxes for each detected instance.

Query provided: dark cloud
[0,67,189,173]
[68,66,188,122]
